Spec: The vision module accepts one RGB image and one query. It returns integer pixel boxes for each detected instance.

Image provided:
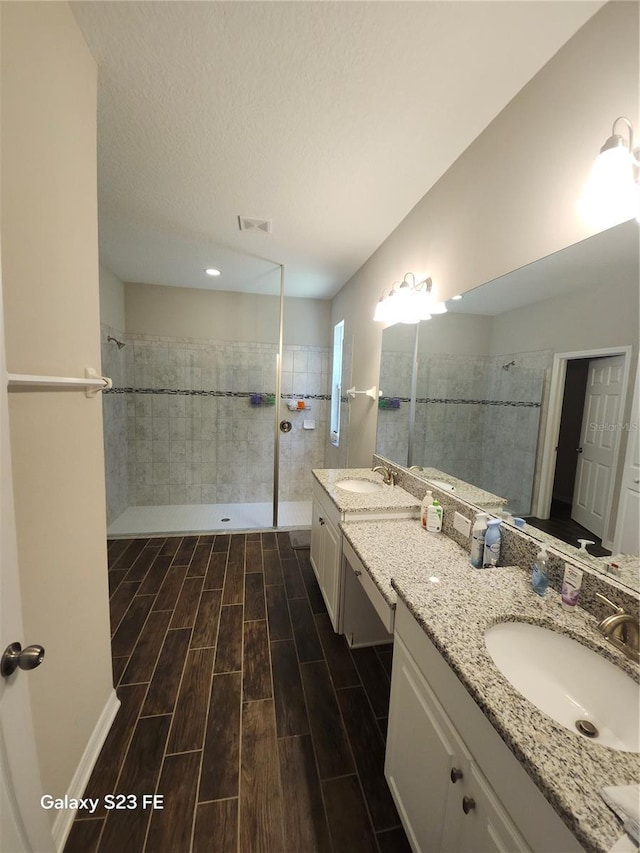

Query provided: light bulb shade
[580,145,639,229]
[373,297,387,322]
[415,289,433,320]
[372,273,445,325]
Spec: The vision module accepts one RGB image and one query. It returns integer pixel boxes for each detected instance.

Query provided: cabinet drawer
[343,539,395,632]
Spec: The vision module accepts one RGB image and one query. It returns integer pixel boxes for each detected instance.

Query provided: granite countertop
[312,468,419,515]
[598,553,640,592]
[414,466,508,508]
[339,517,640,853]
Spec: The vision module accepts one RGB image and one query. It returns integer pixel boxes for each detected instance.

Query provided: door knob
[1,642,45,677]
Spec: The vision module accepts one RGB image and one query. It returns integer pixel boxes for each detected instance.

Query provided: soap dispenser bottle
[531,547,549,596]
[420,490,433,529]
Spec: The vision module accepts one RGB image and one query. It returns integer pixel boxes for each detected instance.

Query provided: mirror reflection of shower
[502,360,515,370]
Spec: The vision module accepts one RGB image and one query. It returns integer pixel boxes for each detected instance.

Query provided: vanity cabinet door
[310,493,342,631]
[310,498,324,585]
[385,635,468,853]
[321,515,341,630]
[456,762,530,853]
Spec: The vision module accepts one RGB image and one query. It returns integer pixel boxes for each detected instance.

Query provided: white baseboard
[53,689,120,852]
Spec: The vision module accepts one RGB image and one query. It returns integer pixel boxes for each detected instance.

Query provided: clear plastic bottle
[531,547,549,596]
[483,519,502,567]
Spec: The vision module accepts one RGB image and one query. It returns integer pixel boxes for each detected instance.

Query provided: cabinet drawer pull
[319,517,325,525]
[462,796,476,814]
[450,767,463,783]
[354,569,362,577]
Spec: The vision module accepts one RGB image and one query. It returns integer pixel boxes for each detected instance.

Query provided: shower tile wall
[480,351,553,514]
[415,351,552,515]
[376,349,413,464]
[103,333,329,513]
[102,324,129,525]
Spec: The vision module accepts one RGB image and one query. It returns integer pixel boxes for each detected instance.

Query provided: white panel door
[0,270,54,851]
[613,367,640,555]
[572,356,625,537]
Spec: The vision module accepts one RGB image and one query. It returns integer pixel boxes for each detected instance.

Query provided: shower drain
[575,719,599,739]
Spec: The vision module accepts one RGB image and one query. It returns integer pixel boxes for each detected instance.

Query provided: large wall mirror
[376,220,639,592]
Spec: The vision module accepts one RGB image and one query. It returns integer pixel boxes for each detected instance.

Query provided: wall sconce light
[580,116,640,229]
[373,273,447,324]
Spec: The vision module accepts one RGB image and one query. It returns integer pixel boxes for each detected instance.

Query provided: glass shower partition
[101,257,308,536]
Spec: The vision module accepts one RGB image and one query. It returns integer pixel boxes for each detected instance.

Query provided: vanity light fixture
[580,116,640,229]
[451,294,463,301]
[205,268,221,276]
[373,273,447,324]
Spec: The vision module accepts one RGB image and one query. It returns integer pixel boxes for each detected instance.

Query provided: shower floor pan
[107,500,312,537]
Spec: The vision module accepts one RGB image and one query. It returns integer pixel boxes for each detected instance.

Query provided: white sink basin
[485,621,639,752]
[337,479,384,493]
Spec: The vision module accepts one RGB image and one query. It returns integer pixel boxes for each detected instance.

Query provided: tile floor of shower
[108,501,313,537]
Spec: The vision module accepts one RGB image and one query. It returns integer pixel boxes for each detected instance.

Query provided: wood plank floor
[524,498,611,557]
[65,532,410,853]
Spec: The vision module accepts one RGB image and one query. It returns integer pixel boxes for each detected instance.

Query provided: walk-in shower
[100,259,331,536]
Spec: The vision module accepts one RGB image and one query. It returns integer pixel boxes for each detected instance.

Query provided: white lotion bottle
[561,564,583,610]
[470,513,489,568]
[426,502,442,532]
[420,490,433,530]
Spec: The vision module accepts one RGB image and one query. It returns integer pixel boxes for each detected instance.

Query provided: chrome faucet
[372,465,396,486]
[595,593,640,663]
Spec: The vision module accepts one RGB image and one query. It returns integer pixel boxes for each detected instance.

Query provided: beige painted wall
[1,0,113,813]
[99,265,126,331]
[418,313,493,357]
[125,280,331,347]
[489,273,639,358]
[329,1,639,467]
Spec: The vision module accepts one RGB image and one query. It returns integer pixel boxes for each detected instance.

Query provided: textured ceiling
[71,1,602,299]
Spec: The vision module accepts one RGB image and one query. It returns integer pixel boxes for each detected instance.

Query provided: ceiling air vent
[238,216,271,234]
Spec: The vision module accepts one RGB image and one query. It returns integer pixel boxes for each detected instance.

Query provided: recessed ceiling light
[205,268,221,277]
[451,294,463,300]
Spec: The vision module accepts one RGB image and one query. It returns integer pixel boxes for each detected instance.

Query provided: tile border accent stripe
[379,396,541,408]
[106,387,331,401]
